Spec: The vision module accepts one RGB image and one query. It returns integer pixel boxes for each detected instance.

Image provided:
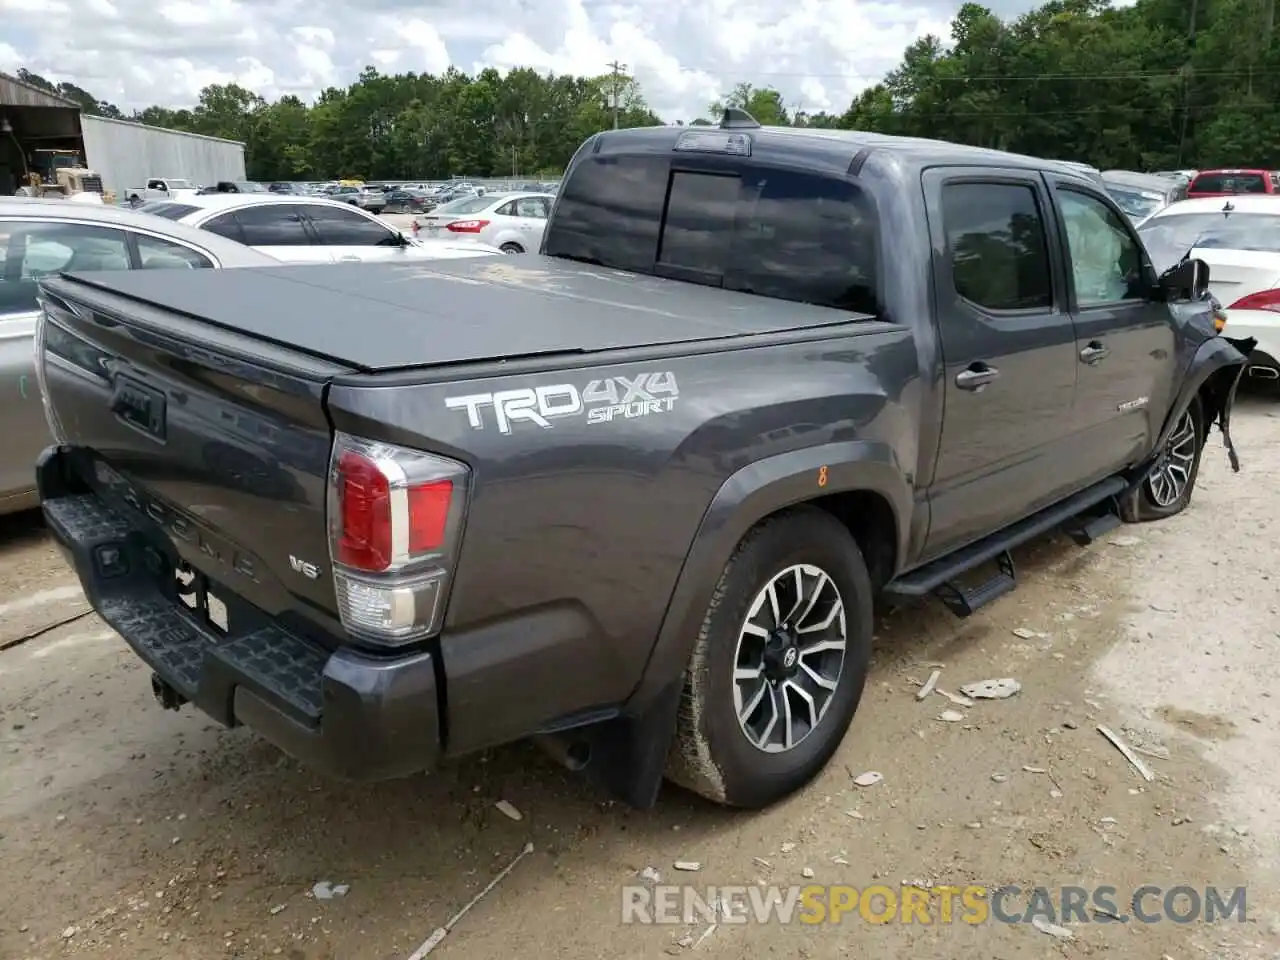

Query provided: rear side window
[1189,172,1268,194]
[210,205,312,246]
[941,182,1053,312]
[546,156,879,313]
[0,221,131,315]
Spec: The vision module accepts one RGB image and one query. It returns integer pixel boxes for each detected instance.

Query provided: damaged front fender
[1151,334,1257,478]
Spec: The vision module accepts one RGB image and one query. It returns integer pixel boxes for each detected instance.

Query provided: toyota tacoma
[33,112,1253,809]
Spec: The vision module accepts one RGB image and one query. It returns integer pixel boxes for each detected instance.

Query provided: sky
[0,0,978,123]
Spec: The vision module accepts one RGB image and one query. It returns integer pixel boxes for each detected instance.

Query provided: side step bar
[884,476,1128,617]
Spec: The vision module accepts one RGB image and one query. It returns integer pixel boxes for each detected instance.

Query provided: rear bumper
[36,446,441,781]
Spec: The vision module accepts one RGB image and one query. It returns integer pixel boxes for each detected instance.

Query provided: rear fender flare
[626,440,912,711]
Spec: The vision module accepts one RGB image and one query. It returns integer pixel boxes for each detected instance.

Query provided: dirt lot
[2,398,1278,960]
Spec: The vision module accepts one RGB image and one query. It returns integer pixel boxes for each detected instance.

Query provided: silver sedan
[0,198,278,517]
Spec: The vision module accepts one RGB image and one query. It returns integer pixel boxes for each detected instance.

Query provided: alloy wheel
[1146,409,1197,507]
[732,564,847,753]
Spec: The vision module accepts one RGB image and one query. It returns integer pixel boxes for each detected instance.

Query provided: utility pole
[607,60,627,129]
[1175,0,1199,166]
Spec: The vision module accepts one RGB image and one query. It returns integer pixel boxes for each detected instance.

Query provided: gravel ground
[1,397,1278,960]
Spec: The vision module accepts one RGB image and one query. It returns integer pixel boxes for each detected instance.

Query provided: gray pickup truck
[33,112,1253,810]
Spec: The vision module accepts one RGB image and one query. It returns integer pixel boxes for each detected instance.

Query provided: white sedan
[417,192,555,253]
[137,194,502,264]
[1137,195,1280,387]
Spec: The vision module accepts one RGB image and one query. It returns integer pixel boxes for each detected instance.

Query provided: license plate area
[175,563,229,635]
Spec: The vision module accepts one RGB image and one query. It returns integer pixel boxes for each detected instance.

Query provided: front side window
[0,221,130,314]
[1057,189,1145,306]
[306,206,399,245]
[941,182,1053,311]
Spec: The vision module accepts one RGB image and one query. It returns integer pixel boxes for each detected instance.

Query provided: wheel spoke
[766,581,782,628]
[783,566,806,623]
[757,690,780,747]
[784,678,819,733]
[799,637,846,656]
[796,596,843,634]
[741,622,770,640]
[792,571,829,628]
[778,683,795,750]
[738,678,768,725]
[735,664,763,682]
[799,659,838,691]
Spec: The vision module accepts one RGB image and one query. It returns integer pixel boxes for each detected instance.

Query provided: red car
[1186,168,1280,198]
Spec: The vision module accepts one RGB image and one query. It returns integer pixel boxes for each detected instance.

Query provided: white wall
[80,115,247,197]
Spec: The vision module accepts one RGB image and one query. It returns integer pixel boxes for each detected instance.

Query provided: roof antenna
[720,107,761,130]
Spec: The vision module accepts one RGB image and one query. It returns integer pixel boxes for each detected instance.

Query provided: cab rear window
[545,154,879,314]
[1189,172,1269,194]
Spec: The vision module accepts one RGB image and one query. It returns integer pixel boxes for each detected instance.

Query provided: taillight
[326,432,469,646]
[1226,288,1280,313]
[446,219,489,233]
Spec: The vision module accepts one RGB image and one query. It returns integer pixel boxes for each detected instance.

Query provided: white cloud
[0,0,976,121]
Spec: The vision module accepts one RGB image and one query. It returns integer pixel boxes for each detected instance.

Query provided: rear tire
[665,507,873,808]
[1123,397,1205,522]
[500,242,524,254]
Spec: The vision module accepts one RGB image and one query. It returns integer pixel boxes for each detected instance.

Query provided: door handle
[955,364,999,391]
[1080,341,1109,364]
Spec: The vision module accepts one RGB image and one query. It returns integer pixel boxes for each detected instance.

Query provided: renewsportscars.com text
[621,883,1248,926]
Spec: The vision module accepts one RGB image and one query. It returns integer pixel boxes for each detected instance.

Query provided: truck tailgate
[36,275,351,641]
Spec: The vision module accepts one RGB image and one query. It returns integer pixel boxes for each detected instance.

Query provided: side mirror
[1158,257,1210,301]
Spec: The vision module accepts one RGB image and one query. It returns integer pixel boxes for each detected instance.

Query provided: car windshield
[1105,185,1165,221]
[136,201,201,220]
[435,196,493,215]
[1137,210,1280,270]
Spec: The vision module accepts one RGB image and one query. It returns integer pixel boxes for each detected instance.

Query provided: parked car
[137,195,502,264]
[0,197,278,516]
[197,181,270,196]
[417,192,555,253]
[1056,160,1108,189]
[1100,170,1188,224]
[33,117,1251,812]
[382,188,434,214]
[1137,195,1280,386]
[1185,169,1279,198]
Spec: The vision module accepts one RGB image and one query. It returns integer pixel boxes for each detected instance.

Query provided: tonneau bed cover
[52,256,876,372]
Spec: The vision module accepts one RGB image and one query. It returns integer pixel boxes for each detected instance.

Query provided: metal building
[81,115,246,199]
[0,71,247,198]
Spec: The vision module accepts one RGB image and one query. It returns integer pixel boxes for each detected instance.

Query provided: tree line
[15,0,1278,180]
